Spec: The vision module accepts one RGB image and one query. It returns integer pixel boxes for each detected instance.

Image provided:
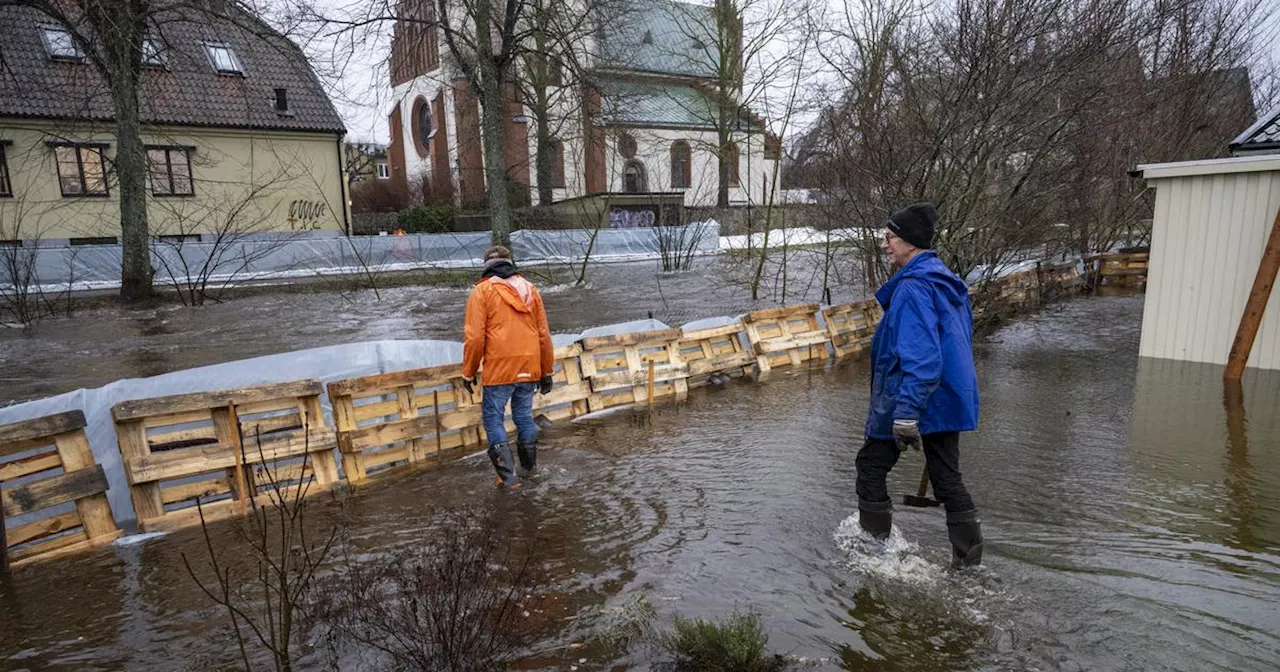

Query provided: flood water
[3,275,1280,670]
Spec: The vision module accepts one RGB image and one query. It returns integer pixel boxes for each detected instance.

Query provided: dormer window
[274,88,292,115]
[141,37,166,67]
[41,26,83,61]
[203,42,243,75]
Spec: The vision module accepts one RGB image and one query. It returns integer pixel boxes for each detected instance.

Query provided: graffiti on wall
[287,199,328,230]
[607,207,657,229]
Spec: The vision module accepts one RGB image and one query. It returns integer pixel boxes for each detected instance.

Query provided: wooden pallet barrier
[112,380,340,532]
[1100,250,1149,287]
[532,344,592,422]
[1038,260,1083,294]
[328,363,484,484]
[743,303,830,375]
[823,299,883,359]
[0,411,121,567]
[579,329,689,410]
[677,322,756,387]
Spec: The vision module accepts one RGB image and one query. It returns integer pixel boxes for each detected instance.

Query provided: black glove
[462,377,475,395]
[892,419,920,450]
[538,375,554,395]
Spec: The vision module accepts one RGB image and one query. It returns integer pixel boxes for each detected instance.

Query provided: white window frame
[141,37,167,68]
[203,42,244,75]
[40,25,83,61]
[376,163,390,180]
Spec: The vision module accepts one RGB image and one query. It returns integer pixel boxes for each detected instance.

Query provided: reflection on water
[2,295,1279,670]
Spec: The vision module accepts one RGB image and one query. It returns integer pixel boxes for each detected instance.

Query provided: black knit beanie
[887,202,937,250]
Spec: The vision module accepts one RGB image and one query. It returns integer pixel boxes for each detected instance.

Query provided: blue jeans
[481,383,538,447]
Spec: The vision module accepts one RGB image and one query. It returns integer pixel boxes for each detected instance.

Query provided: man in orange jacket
[463,245,555,488]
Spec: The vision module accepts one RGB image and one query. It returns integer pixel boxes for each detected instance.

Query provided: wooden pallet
[579,328,689,410]
[1,411,121,568]
[677,322,756,387]
[823,300,883,359]
[112,380,340,532]
[328,363,483,484]
[742,303,830,376]
[1100,251,1149,286]
[532,344,593,422]
[1038,261,1083,293]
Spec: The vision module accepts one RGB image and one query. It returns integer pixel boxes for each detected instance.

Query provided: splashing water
[833,512,943,587]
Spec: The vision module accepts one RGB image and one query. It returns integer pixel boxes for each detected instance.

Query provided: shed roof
[1229,106,1280,156]
[0,3,345,134]
[1136,154,1280,180]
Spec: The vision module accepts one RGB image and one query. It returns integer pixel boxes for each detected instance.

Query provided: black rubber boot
[947,509,984,569]
[487,443,520,488]
[516,441,537,474]
[858,498,893,540]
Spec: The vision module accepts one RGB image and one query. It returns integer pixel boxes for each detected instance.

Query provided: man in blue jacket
[857,202,983,569]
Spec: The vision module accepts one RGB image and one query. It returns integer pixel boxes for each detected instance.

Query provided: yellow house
[0,3,349,245]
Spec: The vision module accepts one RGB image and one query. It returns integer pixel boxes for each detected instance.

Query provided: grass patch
[658,611,792,672]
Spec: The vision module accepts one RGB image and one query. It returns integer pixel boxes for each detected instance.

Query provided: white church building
[383,0,782,216]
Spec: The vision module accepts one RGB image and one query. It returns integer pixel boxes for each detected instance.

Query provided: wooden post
[647,359,656,408]
[0,497,10,578]
[433,390,443,462]
[227,403,249,515]
[1225,208,1280,381]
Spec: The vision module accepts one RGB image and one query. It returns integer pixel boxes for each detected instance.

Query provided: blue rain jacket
[865,251,980,439]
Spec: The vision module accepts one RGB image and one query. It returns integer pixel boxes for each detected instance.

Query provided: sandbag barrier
[0,256,1091,564]
[0,411,120,568]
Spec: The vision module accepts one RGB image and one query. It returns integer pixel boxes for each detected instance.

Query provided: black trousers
[855,432,975,513]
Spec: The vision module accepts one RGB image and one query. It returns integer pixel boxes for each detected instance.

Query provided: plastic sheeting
[7,223,720,293]
[0,316,678,526]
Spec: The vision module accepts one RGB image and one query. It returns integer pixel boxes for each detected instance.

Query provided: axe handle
[915,466,930,497]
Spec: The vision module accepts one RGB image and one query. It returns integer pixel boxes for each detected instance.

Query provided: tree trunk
[717,124,731,209]
[479,80,512,247]
[114,80,153,301]
[534,101,554,206]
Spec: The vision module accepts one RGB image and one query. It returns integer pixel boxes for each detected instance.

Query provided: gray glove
[461,377,475,395]
[538,375,554,395]
[893,419,920,450]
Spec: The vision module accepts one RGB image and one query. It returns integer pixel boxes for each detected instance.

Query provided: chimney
[274,88,290,114]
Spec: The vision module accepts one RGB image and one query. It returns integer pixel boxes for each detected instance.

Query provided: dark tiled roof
[1230,106,1280,155]
[0,3,345,134]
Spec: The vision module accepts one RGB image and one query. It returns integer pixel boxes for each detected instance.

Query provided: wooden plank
[126,428,336,485]
[2,466,109,518]
[116,419,165,524]
[327,363,464,398]
[146,426,218,450]
[743,303,819,323]
[52,431,118,542]
[681,323,746,341]
[755,331,831,354]
[686,351,754,376]
[532,380,592,408]
[1226,208,1280,380]
[579,328,683,350]
[0,451,63,482]
[587,354,629,371]
[8,528,89,562]
[0,411,87,455]
[361,444,412,471]
[252,461,313,487]
[142,410,212,430]
[342,408,482,452]
[5,511,82,548]
[352,399,403,423]
[161,478,233,505]
[589,363,690,390]
[239,412,303,437]
[553,343,583,359]
[112,380,323,421]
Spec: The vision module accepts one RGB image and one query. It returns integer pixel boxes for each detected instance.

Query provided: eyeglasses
[883,230,900,244]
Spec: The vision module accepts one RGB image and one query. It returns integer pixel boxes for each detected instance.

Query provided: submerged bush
[659,611,791,672]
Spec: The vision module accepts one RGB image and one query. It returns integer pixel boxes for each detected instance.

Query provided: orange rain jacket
[462,272,554,386]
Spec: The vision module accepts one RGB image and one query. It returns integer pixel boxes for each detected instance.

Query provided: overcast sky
[281,0,1280,147]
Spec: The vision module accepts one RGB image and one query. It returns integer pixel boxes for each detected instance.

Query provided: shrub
[659,611,791,672]
[397,203,457,233]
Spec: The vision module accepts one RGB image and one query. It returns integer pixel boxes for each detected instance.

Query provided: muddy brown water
[2,268,1280,670]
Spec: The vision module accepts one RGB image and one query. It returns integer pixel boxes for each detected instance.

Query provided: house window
[54,145,108,197]
[376,162,390,179]
[410,96,432,158]
[548,57,564,87]
[550,139,565,188]
[623,160,646,193]
[0,144,11,197]
[203,42,243,75]
[724,142,740,187]
[146,147,193,196]
[41,26,83,61]
[618,133,637,159]
[670,141,691,189]
[141,37,166,67]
